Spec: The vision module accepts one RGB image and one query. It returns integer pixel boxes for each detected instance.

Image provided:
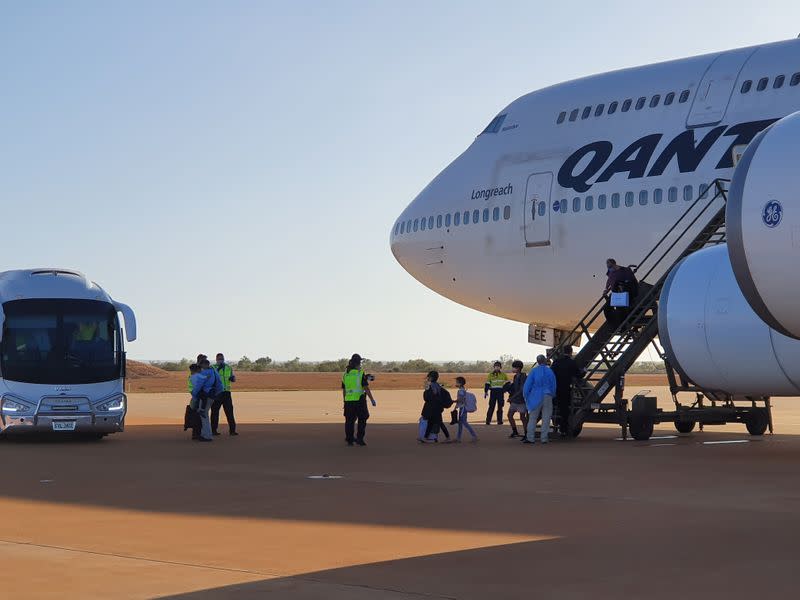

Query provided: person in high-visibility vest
[211,352,238,436]
[341,353,376,446]
[484,361,509,425]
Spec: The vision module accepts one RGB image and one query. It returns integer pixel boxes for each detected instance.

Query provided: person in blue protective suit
[522,355,557,445]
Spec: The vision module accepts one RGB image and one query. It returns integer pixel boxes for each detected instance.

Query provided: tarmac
[2,388,800,599]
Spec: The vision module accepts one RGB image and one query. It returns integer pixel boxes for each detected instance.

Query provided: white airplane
[391,37,800,397]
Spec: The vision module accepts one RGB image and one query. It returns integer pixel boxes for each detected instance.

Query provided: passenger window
[639,190,648,206]
[611,193,620,208]
[679,90,690,103]
[538,202,545,217]
[741,80,752,93]
[581,106,591,119]
[437,215,443,228]
[407,219,412,232]
[569,109,579,122]
[791,72,800,86]
[420,218,426,231]
[444,214,451,227]
[698,183,709,199]
[482,208,489,223]
[394,223,400,236]
[413,219,419,232]
[653,188,663,204]
[664,92,675,105]
[650,94,660,108]
[585,195,593,211]
[595,104,605,117]
[598,194,607,209]
[622,99,632,112]
[683,185,693,202]
[608,101,618,114]
[560,199,568,214]
[668,187,678,203]
[624,192,634,207]
[557,111,566,124]
[504,205,511,220]
[454,212,460,226]
[573,197,581,212]
[463,210,470,224]
[635,96,646,110]
[473,209,480,223]
[428,216,434,229]
[492,207,500,221]
[774,75,785,89]
[757,77,768,91]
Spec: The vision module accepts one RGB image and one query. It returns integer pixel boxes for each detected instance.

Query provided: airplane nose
[389,183,444,281]
[390,192,425,276]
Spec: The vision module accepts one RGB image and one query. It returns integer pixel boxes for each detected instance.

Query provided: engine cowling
[727,110,800,339]
[658,244,800,396]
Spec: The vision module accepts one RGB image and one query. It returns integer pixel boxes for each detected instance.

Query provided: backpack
[464,391,478,413]
[440,387,454,409]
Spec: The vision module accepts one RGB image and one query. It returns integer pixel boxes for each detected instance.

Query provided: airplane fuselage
[391,38,800,332]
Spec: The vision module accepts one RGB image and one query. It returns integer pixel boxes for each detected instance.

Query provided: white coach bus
[0,269,136,437]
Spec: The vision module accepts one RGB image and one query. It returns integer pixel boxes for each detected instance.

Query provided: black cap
[351,353,363,362]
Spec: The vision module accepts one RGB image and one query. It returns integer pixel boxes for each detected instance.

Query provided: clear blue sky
[1,1,798,361]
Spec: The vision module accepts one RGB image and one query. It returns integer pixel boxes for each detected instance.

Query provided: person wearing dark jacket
[603,258,638,326]
[505,360,528,438]
[421,371,451,443]
[550,345,583,437]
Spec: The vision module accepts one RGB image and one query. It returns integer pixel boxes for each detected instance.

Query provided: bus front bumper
[1,412,125,434]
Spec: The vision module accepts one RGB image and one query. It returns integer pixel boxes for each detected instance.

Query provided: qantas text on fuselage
[557,118,777,193]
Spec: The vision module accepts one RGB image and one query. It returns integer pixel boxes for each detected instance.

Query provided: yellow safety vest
[486,371,508,389]
[214,364,234,392]
[342,369,365,402]
[76,322,97,341]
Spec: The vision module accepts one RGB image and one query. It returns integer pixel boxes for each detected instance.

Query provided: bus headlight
[95,395,126,413]
[1,396,34,415]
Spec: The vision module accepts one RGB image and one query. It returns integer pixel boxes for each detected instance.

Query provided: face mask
[217,360,224,366]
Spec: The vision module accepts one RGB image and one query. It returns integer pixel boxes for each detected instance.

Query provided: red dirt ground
[125,367,667,393]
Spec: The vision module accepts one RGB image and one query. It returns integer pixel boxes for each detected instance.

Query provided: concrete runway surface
[1,388,799,599]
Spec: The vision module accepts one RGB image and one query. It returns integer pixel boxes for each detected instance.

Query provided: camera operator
[341,353,376,446]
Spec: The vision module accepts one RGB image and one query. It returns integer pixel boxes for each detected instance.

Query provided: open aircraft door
[524,172,552,248]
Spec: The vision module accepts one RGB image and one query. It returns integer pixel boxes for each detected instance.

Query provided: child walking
[454,377,478,442]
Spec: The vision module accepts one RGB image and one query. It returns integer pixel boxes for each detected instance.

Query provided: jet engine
[727,110,800,339]
[658,244,800,396]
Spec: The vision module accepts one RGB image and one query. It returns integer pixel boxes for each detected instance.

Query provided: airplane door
[686,47,756,128]
[524,172,552,248]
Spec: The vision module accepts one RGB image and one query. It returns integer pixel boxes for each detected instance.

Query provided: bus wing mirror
[113,301,137,342]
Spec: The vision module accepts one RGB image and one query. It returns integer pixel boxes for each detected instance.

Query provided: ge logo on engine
[762,200,783,228]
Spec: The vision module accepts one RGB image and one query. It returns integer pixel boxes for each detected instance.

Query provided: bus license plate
[52,421,76,432]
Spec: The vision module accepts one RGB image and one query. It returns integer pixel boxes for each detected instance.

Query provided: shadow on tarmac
[1,423,799,599]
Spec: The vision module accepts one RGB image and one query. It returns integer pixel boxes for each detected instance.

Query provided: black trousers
[424,412,449,439]
[211,391,236,433]
[344,398,369,442]
[486,390,505,424]
[556,390,571,434]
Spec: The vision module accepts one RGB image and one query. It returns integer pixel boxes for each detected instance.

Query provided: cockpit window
[481,114,507,135]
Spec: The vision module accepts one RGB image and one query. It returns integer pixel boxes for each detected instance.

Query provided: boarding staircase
[551,179,730,437]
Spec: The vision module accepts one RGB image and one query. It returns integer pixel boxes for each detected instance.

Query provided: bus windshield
[1,299,122,385]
